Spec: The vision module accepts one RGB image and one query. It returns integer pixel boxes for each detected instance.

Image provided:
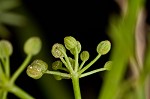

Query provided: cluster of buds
[27,36,112,80]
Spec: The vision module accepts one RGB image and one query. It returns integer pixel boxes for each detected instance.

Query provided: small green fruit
[0,40,13,58]
[24,37,42,55]
[26,60,48,79]
[97,40,111,55]
[52,60,62,70]
[80,51,89,61]
[104,61,112,70]
[70,41,81,55]
[51,43,66,58]
[64,36,77,50]
[53,75,62,80]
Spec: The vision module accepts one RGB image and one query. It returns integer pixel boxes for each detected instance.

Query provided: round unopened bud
[26,60,48,79]
[53,75,62,80]
[51,43,66,58]
[0,40,13,58]
[80,51,89,61]
[52,60,62,70]
[97,40,111,55]
[24,37,42,55]
[64,36,77,50]
[104,61,112,70]
[70,41,81,55]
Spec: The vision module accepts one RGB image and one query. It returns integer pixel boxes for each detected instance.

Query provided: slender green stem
[10,54,32,84]
[9,85,34,99]
[1,57,10,79]
[72,73,81,99]
[59,67,69,72]
[80,68,106,78]
[45,70,71,78]
[59,49,74,73]
[1,58,5,67]
[2,91,7,99]
[74,47,79,72]
[1,58,7,78]
[79,54,101,74]
[79,61,86,70]
[0,62,7,82]
[60,57,70,70]
[0,62,4,76]
[5,57,10,79]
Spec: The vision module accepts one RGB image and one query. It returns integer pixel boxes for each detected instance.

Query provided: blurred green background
[0,0,150,99]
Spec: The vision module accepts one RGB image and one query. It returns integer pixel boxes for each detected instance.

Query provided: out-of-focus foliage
[99,0,146,99]
[0,0,25,38]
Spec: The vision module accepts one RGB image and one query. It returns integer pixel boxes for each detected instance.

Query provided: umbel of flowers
[26,36,112,99]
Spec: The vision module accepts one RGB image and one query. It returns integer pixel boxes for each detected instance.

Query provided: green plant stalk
[10,54,32,84]
[45,70,71,78]
[71,73,81,99]
[59,67,69,72]
[5,57,10,79]
[79,54,101,74]
[9,85,34,99]
[1,58,6,77]
[59,49,74,73]
[1,58,5,66]
[74,47,79,72]
[0,62,4,77]
[98,0,144,98]
[0,62,7,82]
[80,68,106,78]
[79,61,86,70]
[60,57,69,70]
[99,46,129,99]
[2,91,7,99]
[1,57,10,79]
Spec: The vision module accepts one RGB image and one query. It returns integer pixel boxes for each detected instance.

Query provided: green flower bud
[24,37,42,55]
[53,75,70,80]
[0,40,13,58]
[97,40,111,55]
[80,51,89,61]
[26,60,48,79]
[64,36,77,50]
[53,75,62,80]
[70,41,81,55]
[52,60,62,70]
[104,61,112,70]
[51,43,66,58]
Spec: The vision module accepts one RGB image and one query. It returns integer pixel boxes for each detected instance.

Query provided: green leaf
[0,0,20,11]
[0,13,25,26]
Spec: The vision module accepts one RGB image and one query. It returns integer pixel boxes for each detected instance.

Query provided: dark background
[6,0,150,99]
